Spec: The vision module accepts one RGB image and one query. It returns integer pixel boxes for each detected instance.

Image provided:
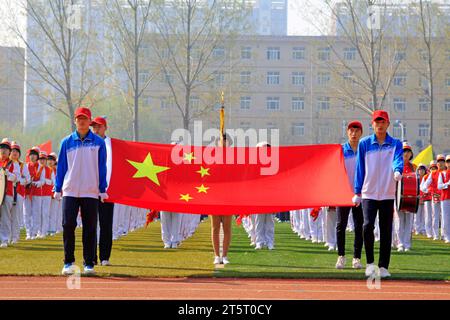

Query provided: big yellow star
[127,153,170,186]
[183,152,196,163]
[195,184,209,194]
[180,193,193,202]
[196,166,210,178]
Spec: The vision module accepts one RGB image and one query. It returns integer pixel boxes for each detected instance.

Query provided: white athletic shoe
[267,244,274,250]
[84,265,95,275]
[397,246,404,252]
[327,246,335,251]
[250,241,255,246]
[445,240,449,244]
[379,267,391,278]
[61,263,75,275]
[164,243,171,249]
[352,258,362,269]
[101,260,111,266]
[404,248,410,252]
[311,238,318,243]
[255,244,263,250]
[171,243,178,249]
[365,263,376,277]
[222,257,230,265]
[25,235,31,240]
[0,242,8,248]
[213,256,221,265]
[335,256,346,269]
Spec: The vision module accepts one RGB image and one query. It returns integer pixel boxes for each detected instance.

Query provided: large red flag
[106,138,354,215]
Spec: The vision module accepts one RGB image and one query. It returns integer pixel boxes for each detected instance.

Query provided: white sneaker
[365,263,376,277]
[25,235,31,240]
[84,265,95,275]
[312,239,318,243]
[0,242,8,248]
[222,256,230,265]
[164,244,171,249]
[267,244,274,250]
[379,267,391,278]
[101,260,111,266]
[404,248,410,252]
[250,241,255,246]
[397,246,404,252]
[61,263,75,275]
[327,246,335,251]
[352,258,362,269]
[445,240,449,244]
[213,256,221,264]
[171,243,178,249]
[335,256,346,269]
[255,244,263,250]
[433,237,439,241]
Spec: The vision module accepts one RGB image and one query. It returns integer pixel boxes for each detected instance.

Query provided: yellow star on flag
[183,152,196,162]
[195,184,209,194]
[180,193,193,202]
[196,166,210,178]
[127,153,170,186]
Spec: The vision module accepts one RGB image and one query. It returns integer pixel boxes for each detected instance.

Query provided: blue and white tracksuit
[354,133,403,269]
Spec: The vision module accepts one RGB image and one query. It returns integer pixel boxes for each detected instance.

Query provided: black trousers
[62,197,98,267]
[95,202,114,262]
[361,199,394,269]
[336,205,363,258]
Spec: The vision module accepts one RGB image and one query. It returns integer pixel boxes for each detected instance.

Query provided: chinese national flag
[106,138,354,215]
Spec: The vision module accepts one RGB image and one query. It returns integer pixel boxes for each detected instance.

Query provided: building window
[160,97,173,109]
[291,97,304,111]
[418,49,428,61]
[320,125,331,136]
[393,123,406,138]
[393,73,407,86]
[395,51,406,61]
[419,98,429,112]
[213,46,225,58]
[267,71,280,85]
[292,123,305,136]
[444,126,450,137]
[292,47,305,60]
[317,96,330,110]
[266,122,277,130]
[446,74,450,87]
[214,71,225,86]
[344,47,356,60]
[138,71,150,83]
[419,123,430,137]
[240,71,251,85]
[393,98,406,112]
[317,72,330,86]
[241,46,252,59]
[343,72,355,86]
[267,47,280,60]
[190,96,200,110]
[162,72,174,83]
[318,47,330,61]
[292,72,305,86]
[445,99,450,112]
[240,96,251,110]
[266,97,280,111]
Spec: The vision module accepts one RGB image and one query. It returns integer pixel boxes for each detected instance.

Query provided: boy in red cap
[335,121,364,269]
[9,141,31,244]
[0,138,20,247]
[353,110,403,278]
[56,107,108,275]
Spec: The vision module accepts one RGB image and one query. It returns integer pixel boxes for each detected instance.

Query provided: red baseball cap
[74,107,92,120]
[91,116,107,126]
[372,110,390,123]
[347,120,363,132]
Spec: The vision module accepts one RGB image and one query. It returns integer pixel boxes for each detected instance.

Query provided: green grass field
[0,220,448,280]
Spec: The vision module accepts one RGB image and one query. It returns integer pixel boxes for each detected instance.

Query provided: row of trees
[3,0,251,141]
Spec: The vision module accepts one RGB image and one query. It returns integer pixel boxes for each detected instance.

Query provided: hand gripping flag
[106,138,354,215]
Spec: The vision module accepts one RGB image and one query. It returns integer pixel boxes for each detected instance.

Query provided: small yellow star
[196,166,210,178]
[183,152,196,162]
[195,184,209,194]
[180,193,193,202]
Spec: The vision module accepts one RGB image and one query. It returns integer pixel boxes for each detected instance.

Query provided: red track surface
[0,277,448,300]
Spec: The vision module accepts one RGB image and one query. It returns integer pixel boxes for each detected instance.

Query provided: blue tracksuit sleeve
[354,140,366,195]
[98,139,108,193]
[392,139,404,174]
[55,139,68,193]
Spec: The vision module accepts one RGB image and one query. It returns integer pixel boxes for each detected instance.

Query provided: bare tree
[149,0,251,131]
[5,0,106,131]
[103,0,155,141]
[299,0,408,115]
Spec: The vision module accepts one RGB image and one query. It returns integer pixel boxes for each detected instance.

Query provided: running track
[0,277,448,300]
